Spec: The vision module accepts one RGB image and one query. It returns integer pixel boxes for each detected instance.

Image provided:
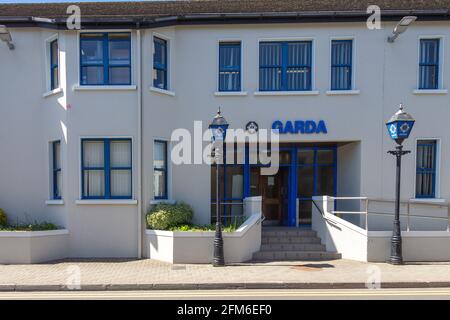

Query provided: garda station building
[1,1,450,264]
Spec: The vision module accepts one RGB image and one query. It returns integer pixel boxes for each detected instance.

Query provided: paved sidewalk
[1,259,450,291]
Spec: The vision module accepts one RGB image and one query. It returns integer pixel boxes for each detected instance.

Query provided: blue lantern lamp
[386,103,415,265]
[208,108,229,267]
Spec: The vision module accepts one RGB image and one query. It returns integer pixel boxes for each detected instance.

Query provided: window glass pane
[250,167,261,197]
[154,141,167,169]
[416,140,436,197]
[110,140,131,167]
[154,69,166,89]
[54,141,61,169]
[55,170,62,198]
[259,67,282,91]
[419,39,439,89]
[317,149,334,165]
[109,67,131,84]
[260,42,282,66]
[297,166,314,197]
[83,141,104,167]
[420,39,439,64]
[153,170,166,198]
[419,66,438,89]
[83,170,105,197]
[52,67,59,89]
[288,42,311,66]
[81,36,103,64]
[154,37,167,66]
[298,149,314,165]
[111,169,131,197]
[225,166,243,199]
[287,67,310,90]
[51,40,58,65]
[81,66,104,85]
[219,72,240,92]
[298,200,312,224]
[109,39,130,64]
[316,166,335,196]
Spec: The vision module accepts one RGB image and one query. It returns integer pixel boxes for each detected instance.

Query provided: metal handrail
[326,197,450,232]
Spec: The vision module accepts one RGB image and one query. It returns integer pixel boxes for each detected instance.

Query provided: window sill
[413,89,448,95]
[326,90,360,95]
[73,85,137,91]
[45,199,64,205]
[149,86,175,96]
[410,198,447,204]
[254,90,320,96]
[214,91,248,97]
[75,199,138,205]
[43,87,63,98]
[150,199,175,205]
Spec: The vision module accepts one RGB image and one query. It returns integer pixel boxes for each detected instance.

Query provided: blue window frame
[153,37,168,90]
[50,39,59,90]
[80,33,131,86]
[331,40,352,90]
[419,39,440,90]
[259,41,312,91]
[153,140,168,200]
[52,140,62,199]
[416,140,437,198]
[219,42,241,92]
[81,138,132,199]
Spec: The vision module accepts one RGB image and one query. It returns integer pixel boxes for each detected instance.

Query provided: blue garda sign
[272,120,328,134]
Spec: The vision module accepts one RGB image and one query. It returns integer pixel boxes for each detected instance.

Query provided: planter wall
[143,212,262,264]
[0,230,69,264]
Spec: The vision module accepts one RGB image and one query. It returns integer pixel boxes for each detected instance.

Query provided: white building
[0,1,449,263]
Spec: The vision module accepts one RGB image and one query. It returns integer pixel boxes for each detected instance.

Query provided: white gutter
[136,29,142,258]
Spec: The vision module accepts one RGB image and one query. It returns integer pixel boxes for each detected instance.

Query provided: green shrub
[0,209,7,226]
[146,202,194,230]
[0,221,59,231]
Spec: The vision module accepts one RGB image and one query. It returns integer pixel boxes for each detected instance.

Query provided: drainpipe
[136,28,143,258]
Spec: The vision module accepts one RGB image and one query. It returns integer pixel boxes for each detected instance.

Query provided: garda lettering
[272,120,328,134]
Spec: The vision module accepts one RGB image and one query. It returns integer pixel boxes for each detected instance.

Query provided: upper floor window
[153,37,168,90]
[219,42,241,92]
[52,140,62,199]
[80,33,131,86]
[259,41,312,91]
[416,140,437,198]
[50,39,59,90]
[419,39,440,90]
[82,138,132,199]
[331,40,352,90]
[153,140,168,199]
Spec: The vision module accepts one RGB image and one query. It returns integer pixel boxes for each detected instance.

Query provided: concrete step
[260,243,326,252]
[252,250,342,261]
[262,228,317,237]
[261,236,322,244]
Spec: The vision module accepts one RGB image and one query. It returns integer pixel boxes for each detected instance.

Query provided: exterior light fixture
[385,103,415,265]
[388,16,417,43]
[0,25,14,50]
[208,108,229,267]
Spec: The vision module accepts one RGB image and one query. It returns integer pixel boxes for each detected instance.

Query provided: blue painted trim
[80,32,132,86]
[52,140,61,200]
[153,37,168,90]
[81,138,132,199]
[416,141,437,198]
[218,42,241,92]
[259,41,312,91]
[154,140,168,200]
[50,39,59,90]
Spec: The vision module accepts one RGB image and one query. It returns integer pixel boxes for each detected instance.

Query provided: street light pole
[213,145,224,267]
[209,109,228,267]
[385,103,415,265]
[388,145,410,265]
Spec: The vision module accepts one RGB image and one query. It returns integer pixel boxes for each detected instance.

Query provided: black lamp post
[385,103,415,265]
[209,109,229,267]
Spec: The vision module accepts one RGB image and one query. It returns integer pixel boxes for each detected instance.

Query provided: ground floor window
[153,140,168,199]
[416,139,437,198]
[81,138,132,199]
[52,140,62,199]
